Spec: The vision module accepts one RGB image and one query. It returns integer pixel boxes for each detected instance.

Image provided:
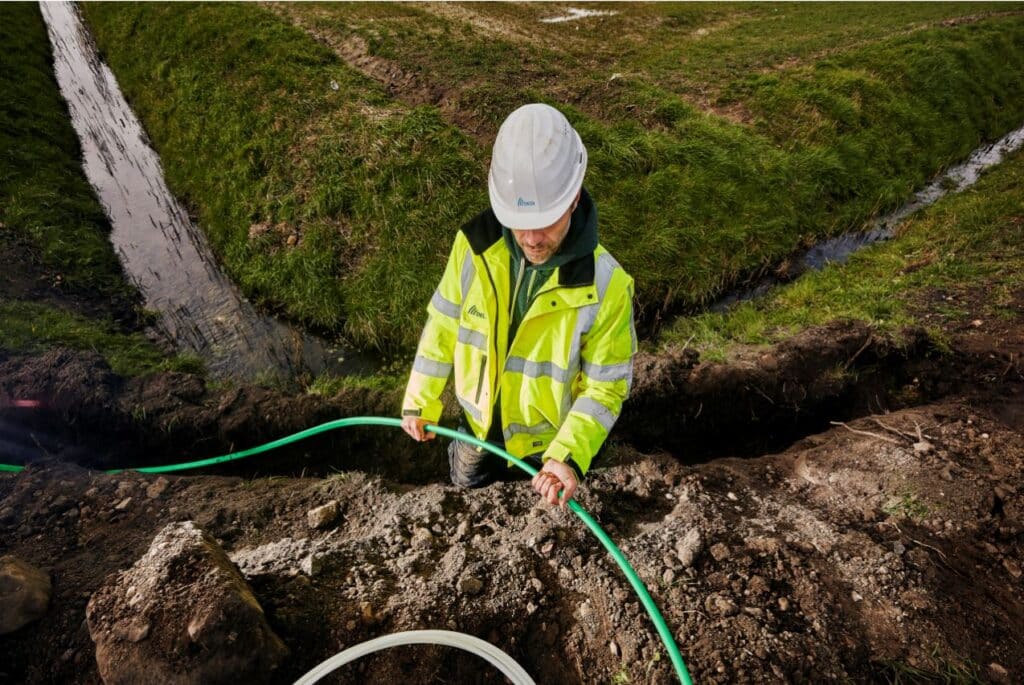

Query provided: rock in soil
[0,555,51,634]
[307,500,339,530]
[86,522,288,685]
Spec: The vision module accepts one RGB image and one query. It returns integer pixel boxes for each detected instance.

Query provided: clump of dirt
[2,393,1022,683]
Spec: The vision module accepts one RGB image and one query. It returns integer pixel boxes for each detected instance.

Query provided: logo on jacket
[516,197,536,207]
[467,304,487,320]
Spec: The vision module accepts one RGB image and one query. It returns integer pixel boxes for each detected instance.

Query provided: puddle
[540,8,619,24]
[40,1,373,381]
[711,124,1024,312]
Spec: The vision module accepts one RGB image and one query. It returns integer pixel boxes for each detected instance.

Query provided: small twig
[29,433,53,458]
[869,417,917,441]
[907,536,947,561]
[842,335,873,370]
[830,421,901,444]
[750,384,776,405]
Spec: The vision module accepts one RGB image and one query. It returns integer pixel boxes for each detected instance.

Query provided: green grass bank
[664,146,1024,360]
[82,3,1024,354]
[0,3,197,376]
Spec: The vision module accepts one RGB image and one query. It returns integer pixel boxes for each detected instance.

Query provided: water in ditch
[40,1,373,381]
[710,124,1024,312]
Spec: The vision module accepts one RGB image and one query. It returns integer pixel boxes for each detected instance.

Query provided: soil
[3,176,1024,682]
[2,286,1023,683]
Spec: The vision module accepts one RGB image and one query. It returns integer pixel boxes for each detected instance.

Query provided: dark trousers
[447,417,589,488]
[447,423,542,488]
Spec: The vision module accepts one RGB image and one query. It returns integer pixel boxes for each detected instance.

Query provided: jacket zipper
[509,256,526,322]
[477,257,502,421]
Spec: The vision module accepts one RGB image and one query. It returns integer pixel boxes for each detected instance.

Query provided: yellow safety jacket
[402,207,636,474]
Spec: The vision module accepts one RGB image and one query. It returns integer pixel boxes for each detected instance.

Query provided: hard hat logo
[488,103,588,231]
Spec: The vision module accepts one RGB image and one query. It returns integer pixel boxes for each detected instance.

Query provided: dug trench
[1,312,1022,683]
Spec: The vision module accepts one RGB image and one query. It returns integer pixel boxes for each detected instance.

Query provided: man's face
[511,203,574,265]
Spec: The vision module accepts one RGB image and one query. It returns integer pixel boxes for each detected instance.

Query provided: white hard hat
[488,103,588,230]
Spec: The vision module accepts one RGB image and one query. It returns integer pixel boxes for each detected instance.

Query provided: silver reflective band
[582,359,632,383]
[573,396,617,432]
[431,290,460,319]
[506,356,572,383]
[595,251,619,301]
[503,420,552,442]
[460,249,476,300]
[457,326,487,351]
[413,356,453,378]
[457,394,483,422]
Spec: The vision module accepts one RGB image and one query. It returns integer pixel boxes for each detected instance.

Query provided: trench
[39,1,374,381]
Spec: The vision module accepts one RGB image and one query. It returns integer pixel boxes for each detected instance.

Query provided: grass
[0,3,198,376]
[876,653,984,684]
[0,301,202,377]
[80,3,1024,355]
[662,147,1024,358]
[882,490,931,521]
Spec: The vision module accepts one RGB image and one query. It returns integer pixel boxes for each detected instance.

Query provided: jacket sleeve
[401,233,469,423]
[545,268,637,474]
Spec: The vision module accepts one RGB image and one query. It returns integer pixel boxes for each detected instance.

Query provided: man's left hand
[532,459,577,509]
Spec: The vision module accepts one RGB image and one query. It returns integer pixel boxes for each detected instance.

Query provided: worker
[401,103,636,508]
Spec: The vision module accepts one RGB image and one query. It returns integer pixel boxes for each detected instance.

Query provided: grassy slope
[663,147,1024,360]
[83,2,1024,354]
[0,3,196,376]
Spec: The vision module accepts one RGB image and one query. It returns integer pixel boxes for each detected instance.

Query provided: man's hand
[401,416,435,442]
[532,459,577,509]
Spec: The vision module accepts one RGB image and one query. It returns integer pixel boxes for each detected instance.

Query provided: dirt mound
[2,393,1022,683]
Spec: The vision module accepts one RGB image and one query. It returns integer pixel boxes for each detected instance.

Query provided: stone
[912,441,933,454]
[710,543,731,562]
[704,593,739,617]
[675,528,703,568]
[1003,558,1022,579]
[114,497,132,512]
[0,556,51,635]
[145,477,170,500]
[87,522,287,685]
[411,527,434,550]
[307,501,340,530]
[458,576,483,595]
[987,662,1010,685]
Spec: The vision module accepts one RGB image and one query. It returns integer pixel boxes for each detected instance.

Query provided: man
[401,103,636,508]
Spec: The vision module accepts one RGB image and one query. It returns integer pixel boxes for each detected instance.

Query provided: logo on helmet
[516,197,536,208]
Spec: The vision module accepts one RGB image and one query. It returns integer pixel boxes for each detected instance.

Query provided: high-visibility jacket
[402,208,636,474]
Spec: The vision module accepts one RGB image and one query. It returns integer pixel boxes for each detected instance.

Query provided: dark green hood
[502,188,598,346]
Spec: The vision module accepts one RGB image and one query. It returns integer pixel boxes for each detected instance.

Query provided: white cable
[293,629,536,685]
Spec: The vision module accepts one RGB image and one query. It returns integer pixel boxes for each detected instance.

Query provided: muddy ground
[2,285,1023,683]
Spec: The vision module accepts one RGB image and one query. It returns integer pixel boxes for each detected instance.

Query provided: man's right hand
[401,416,435,442]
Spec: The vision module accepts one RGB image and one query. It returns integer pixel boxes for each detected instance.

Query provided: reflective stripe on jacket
[402,209,636,474]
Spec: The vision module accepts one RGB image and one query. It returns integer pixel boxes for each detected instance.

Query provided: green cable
[1,417,693,684]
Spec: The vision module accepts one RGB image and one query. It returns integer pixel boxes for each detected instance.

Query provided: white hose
[293,629,536,685]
